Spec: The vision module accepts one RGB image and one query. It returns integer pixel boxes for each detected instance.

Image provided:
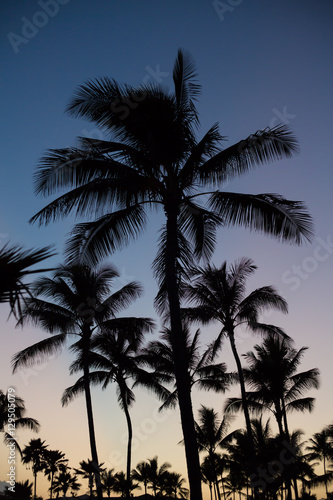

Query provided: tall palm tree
[0,242,54,317]
[21,437,48,500]
[306,427,333,499]
[0,389,40,453]
[29,49,313,499]
[195,406,235,500]
[183,258,289,483]
[132,461,151,497]
[62,324,155,500]
[12,263,147,500]
[43,449,68,499]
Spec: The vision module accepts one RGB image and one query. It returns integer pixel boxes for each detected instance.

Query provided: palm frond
[209,191,314,244]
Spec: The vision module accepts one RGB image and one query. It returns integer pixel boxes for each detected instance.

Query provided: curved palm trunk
[227,331,258,496]
[120,384,133,500]
[82,336,103,500]
[165,208,203,500]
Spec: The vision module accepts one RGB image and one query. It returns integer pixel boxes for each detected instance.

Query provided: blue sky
[1,0,333,497]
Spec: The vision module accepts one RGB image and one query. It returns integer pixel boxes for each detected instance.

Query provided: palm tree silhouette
[100,468,116,498]
[163,471,189,499]
[12,262,144,500]
[183,257,289,484]
[306,426,333,499]
[75,459,105,499]
[113,471,140,498]
[226,335,320,441]
[29,49,313,499]
[5,479,33,499]
[195,406,235,500]
[0,389,40,453]
[52,468,81,498]
[144,456,172,497]
[21,437,48,500]
[0,242,54,317]
[140,326,233,412]
[131,461,150,497]
[62,323,155,500]
[43,448,68,499]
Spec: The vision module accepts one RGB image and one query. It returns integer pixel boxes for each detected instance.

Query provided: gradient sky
[1,1,333,498]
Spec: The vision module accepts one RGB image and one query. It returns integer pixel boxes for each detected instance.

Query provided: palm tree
[21,438,48,500]
[0,242,54,317]
[226,335,320,442]
[145,456,172,497]
[306,426,333,499]
[12,262,147,500]
[0,389,40,453]
[101,468,116,498]
[29,49,313,499]
[52,469,81,498]
[62,324,155,500]
[75,459,105,498]
[131,461,151,497]
[113,471,140,498]
[43,449,68,499]
[183,258,290,483]
[195,406,235,500]
[163,471,189,499]
[140,326,233,412]
[5,479,32,499]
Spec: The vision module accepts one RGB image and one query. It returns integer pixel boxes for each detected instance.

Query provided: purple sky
[1,1,333,498]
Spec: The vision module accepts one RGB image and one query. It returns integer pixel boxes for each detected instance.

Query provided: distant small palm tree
[163,471,189,499]
[0,389,39,453]
[21,438,48,500]
[113,471,140,498]
[0,242,54,317]
[52,469,81,498]
[306,427,333,499]
[195,406,235,500]
[75,459,105,498]
[100,468,116,498]
[131,461,151,497]
[144,456,171,497]
[43,449,68,499]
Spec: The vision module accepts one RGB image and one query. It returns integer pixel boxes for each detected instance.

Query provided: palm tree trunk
[165,207,203,500]
[281,399,294,500]
[33,470,37,500]
[120,385,133,500]
[227,331,258,496]
[82,339,103,500]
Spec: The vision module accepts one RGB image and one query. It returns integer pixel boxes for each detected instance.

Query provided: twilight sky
[1,1,333,498]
